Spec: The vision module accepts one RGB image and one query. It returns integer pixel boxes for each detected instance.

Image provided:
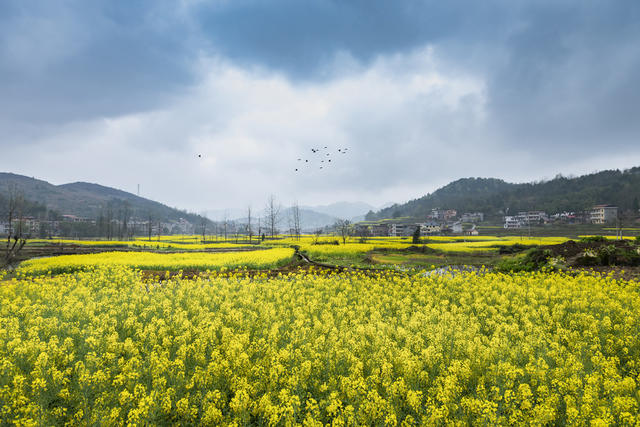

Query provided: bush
[312,240,340,246]
[574,244,640,267]
[497,244,531,254]
[579,235,608,243]
[597,245,617,266]
[496,248,553,272]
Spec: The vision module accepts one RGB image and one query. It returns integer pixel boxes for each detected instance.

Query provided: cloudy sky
[1,1,640,214]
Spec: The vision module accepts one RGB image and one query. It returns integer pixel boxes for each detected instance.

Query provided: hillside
[0,173,207,224]
[368,167,640,220]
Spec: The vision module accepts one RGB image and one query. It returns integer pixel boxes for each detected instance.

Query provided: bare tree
[312,227,323,244]
[3,184,27,265]
[200,213,208,242]
[265,194,281,238]
[291,201,302,241]
[246,205,253,243]
[106,201,114,240]
[122,201,131,240]
[147,212,153,241]
[335,219,351,244]
[223,210,228,241]
[233,221,241,244]
[257,216,262,240]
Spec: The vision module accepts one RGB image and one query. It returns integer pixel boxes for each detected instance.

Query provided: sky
[1,0,640,215]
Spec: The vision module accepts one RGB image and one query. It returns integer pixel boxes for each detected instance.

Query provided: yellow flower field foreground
[1,267,639,424]
[17,248,295,275]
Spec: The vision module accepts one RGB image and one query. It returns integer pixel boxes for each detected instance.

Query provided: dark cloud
[485,1,640,152]
[193,0,507,76]
[0,0,196,125]
[1,1,639,209]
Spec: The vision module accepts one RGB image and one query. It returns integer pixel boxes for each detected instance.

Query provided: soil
[542,239,636,261]
[541,239,640,279]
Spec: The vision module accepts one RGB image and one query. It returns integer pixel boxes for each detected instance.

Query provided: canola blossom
[424,237,570,253]
[264,235,572,256]
[17,248,294,275]
[1,267,639,424]
[29,238,256,251]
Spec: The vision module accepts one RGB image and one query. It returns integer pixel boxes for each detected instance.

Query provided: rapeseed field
[1,267,638,424]
[17,248,295,275]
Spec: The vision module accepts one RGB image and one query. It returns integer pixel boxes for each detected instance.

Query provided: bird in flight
[294,146,350,173]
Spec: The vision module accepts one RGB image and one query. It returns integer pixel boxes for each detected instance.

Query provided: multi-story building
[61,214,84,222]
[525,211,547,223]
[504,216,522,229]
[429,209,457,221]
[590,205,618,224]
[460,212,484,223]
[419,222,441,235]
[388,223,421,237]
[371,223,390,237]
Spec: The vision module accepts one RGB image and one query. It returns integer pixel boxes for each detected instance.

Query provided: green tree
[412,226,421,244]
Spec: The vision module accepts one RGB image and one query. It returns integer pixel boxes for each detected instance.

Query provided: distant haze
[1,1,640,212]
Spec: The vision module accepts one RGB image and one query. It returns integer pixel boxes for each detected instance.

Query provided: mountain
[0,172,207,224]
[367,167,640,220]
[288,208,338,231]
[231,207,339,232]
[301,201,376,220]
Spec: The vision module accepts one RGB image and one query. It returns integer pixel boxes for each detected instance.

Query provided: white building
[504,216,522,229]
[590,205,618,224]
[460,212,484,223]
[419,222,441,235]
[388,223,419,237]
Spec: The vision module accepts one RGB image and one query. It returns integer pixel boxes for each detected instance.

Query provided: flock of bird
[295,146,349,172]
[196,147,350,173]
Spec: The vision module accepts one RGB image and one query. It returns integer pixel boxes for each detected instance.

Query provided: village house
[419,222,441,235]
[503,210,548,228]
[429,209,458,221]
[369,223,389,237]
[389,223,417,237]
[504,216,522,229]
[590,205,618,224]
[61,214,85,222]
[460,212,484,223]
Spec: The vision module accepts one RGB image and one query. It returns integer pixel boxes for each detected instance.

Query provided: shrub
[496,248,553,272]
[579,235,608,243]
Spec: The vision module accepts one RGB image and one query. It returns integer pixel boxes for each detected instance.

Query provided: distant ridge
[0,172,206,224]
[367,167,640,220]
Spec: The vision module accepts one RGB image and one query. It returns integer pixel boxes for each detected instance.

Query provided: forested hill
[0,173,208,224]
[367,167,640,220]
